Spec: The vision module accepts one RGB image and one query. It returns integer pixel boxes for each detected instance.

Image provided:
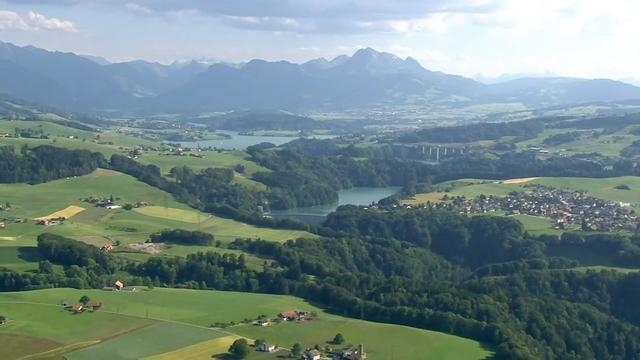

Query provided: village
[423,185,638,232]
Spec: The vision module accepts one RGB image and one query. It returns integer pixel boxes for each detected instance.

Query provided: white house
[258,343,276,352]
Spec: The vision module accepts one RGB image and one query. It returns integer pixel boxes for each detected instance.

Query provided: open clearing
[35,205,85,220]
[0,288,492,360]
[134,206,207,224]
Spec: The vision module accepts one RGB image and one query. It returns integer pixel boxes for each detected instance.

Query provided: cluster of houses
[253,310,314,328]
[0,203,10,229]
[302,345,367,360]
[37,217,66,226]
[278,310,313,321]
[59,299,102,314]
[83,196,121,210]
[425,185,638,232]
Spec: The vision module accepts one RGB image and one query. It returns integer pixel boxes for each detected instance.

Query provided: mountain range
[1,40,640,114]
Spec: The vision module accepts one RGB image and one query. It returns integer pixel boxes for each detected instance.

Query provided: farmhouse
[69,304,83,313]
[114,280,124,290]
[339,345,368,360]
[0,221,5,229]
[255,319,270,326]
[257,343,277,352]
[87,299,102,310]
[0,132,9,138]
[279,310,300,321]
[303,349,321,360]
[101,243,113,252]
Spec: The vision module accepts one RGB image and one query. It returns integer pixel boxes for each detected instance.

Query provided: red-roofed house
[278,310,299,321]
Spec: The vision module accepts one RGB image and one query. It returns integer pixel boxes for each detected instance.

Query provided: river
[269,186,401,223]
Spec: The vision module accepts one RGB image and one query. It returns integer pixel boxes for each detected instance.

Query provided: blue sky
[0,0,638,80]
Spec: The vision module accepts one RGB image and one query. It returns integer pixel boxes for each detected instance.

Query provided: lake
[269,186,401,223]
[175,130,335,150]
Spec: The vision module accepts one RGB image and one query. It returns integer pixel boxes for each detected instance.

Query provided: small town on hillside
[416,185,638,232]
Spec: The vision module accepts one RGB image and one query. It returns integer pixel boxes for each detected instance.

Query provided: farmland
[0,288,492,360]
[0,168,313,275]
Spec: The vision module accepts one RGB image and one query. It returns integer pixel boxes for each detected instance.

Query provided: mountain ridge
[0,40,639,113]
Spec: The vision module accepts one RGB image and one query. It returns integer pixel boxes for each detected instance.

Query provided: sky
[0,0,639,81]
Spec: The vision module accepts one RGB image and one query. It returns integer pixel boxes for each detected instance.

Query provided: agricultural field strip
[18,340,101,360]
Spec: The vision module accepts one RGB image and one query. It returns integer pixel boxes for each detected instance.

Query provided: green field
[137,150,268,175]
[0,288,492,360]
[67,322,226,360]
[514,127,640,157]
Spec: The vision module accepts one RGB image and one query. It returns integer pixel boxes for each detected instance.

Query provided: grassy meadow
[0,288,493,360]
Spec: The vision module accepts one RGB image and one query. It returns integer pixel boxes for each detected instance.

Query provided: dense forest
[0,145,105,184]
[149,229,214,246]
[397,119,544,143]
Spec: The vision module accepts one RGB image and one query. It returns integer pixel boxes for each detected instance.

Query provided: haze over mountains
[1,40,640,114]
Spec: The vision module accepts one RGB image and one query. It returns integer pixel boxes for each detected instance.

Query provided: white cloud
[0,9,76,32]
[27,11,76,32]
[223,15,311,33]
[0,10,29,31]
[125,3,153,15]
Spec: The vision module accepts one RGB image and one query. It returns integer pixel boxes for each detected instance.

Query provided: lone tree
[0,315,6,324]
[79,295,90,305]
[333,333,345,345]
[228,338,250,359]
[291,343,302,357]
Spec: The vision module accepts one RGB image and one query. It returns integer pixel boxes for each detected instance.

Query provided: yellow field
[35,205,85,220]
[402,192,448,205]
[142,335,240,360]
[502,177,538,184]
[134,206,202,223]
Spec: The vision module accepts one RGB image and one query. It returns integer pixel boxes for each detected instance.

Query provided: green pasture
[0,301,155,344]
[137,150,268,175]
[67,322,224,360]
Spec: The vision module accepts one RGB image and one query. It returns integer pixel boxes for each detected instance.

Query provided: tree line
[0,145,105,184]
